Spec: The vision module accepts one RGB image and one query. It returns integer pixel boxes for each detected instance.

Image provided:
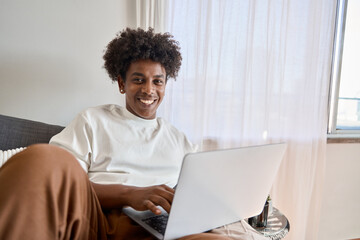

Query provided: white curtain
[135,0,336,239]
[135,0,167,32]
[155,1,337,240]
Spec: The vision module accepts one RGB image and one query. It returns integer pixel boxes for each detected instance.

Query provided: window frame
[327,0,360,141]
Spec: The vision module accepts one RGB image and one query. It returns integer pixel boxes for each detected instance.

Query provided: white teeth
[140,99,155,105]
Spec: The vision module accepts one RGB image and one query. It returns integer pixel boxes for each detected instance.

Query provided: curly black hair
[103,28,182,82]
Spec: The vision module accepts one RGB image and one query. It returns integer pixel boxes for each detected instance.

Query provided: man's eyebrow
[153,74,165,79]
[131,72,145,77]
[130,72,165,79]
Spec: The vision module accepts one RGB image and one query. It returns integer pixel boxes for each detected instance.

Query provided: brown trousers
[0,144,231,240]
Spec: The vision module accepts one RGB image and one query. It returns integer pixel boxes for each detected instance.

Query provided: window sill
[327,134,360,143]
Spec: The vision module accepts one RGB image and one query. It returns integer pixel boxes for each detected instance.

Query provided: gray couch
[0,114,64,150]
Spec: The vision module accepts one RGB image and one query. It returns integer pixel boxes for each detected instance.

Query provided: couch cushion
[0,114,64,149]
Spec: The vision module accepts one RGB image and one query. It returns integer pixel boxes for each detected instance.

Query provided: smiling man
[49,28,196,217]
[119,59,166,120]
[48,28,231,239]
[0,28,262,240]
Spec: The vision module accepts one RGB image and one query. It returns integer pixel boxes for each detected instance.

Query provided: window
[328,0,360,137]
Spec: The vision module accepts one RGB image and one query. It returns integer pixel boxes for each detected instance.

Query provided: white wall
[318,143,360,240]
[0,0,136,126]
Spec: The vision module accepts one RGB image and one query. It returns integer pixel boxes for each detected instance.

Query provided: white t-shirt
[50,104,197,187]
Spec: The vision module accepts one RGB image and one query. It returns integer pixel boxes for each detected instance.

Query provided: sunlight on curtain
[135,0,167,32]
[159,1,337,239]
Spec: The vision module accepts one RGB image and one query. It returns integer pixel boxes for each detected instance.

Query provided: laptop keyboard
[142,214,169,235]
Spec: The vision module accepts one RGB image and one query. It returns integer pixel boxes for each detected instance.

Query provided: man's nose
[142,81,154,94]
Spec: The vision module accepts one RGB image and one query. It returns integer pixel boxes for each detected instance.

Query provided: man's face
[118,59,166,119]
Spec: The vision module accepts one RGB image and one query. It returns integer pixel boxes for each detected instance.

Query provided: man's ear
[117,76,125,94]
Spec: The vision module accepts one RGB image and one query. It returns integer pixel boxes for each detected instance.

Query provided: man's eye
[133,78,144,83]
[154,79,164,85]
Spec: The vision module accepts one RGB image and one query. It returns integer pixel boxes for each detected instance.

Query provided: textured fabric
[0,114,64,149]
[0,144,107,240]
[50,104,198,187]
[211,221,269,240]
[0,147,26,168]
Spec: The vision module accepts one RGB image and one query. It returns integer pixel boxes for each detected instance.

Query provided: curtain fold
[157,0,337,239]
[135,0,167,32]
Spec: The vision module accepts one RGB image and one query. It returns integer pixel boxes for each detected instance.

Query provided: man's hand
[91,182,175,215]
[126,185,175,215]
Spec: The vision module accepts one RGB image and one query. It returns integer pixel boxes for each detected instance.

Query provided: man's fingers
[128,185,175,214]
[163,184,175,192]
[155,185,175,203]
[144,200,162,215]
[151,195,172,213]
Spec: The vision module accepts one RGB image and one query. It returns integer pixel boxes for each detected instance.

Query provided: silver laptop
[123,143,287,240]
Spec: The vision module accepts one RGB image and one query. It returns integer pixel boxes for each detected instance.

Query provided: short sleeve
[49,112,93,172]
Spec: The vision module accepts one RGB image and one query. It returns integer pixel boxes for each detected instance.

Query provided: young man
[50,28,196,217]
[0,28,233,239]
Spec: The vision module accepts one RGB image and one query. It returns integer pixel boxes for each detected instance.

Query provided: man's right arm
[91,182,175,215]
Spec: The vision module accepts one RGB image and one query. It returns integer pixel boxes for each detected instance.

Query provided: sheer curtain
[135,0,167,32]
[137,1,336,239]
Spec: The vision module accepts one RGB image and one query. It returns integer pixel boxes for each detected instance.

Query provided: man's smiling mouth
[139,99,156,105]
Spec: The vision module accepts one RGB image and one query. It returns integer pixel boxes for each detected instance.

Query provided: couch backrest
[0,114,65,150]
